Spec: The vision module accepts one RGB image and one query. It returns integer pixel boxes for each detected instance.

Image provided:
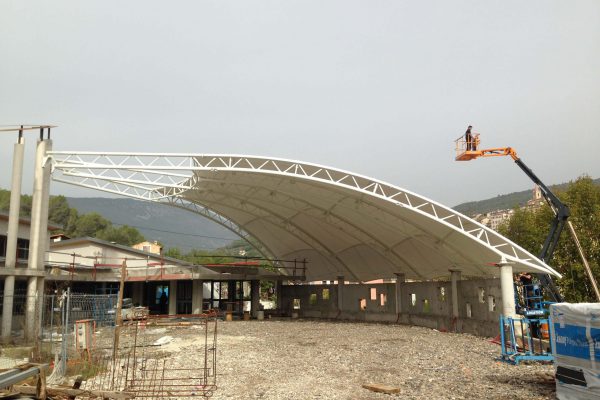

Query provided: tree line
[498,176,600,302]
[0,190,145,246]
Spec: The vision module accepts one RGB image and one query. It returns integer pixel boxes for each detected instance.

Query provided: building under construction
[1,125,588,398]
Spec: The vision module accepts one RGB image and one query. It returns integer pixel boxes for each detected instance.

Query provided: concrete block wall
[281,278,502,337]
[455,278,502,336]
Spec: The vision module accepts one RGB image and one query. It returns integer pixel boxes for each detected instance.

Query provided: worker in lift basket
[517,271,534,309]
[465,125,473,151]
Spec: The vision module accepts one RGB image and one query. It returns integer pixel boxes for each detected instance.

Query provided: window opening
[359,298,367,311]
[438,287,446,302]
[488,295,496,312]
[423,299,430,313]
[478,287,486,303]
[380,293,387,306]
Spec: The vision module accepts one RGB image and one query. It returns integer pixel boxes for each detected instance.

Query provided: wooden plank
[362,383,401,394]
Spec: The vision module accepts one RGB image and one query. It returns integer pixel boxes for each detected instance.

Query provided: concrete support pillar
[192,280,204,314]
[337,276,344,312]
[1,277,15,339]
[168,281,178,315]
[450,269,461,319]
[25,138,52,341]
[500,262,516,318]
[394,273,406,315]
[1,134,25,340]
[250,280,260,318]
[132,282,144,306]
[25,277,38,340]
[36,277,45,331]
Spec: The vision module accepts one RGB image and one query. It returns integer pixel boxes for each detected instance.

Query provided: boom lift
[455,127,600,364]
[454,128,600,304]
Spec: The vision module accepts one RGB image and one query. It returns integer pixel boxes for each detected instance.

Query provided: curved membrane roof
[49,152,560,282]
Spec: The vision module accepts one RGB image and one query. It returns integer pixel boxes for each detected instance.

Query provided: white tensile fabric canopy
[49,152,560,282]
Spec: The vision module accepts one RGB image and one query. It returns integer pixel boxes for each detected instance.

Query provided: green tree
[164,247,183,259]
[552,176,600,302]
[0,188,146,247]
[97,225,145,246]
[48,195,71,226]
[68,212,110,237]
[500,176,600,302]
[0,189,10,212]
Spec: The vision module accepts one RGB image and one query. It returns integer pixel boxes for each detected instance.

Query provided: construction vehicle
[454,127,600,303]
[454,127,600,364]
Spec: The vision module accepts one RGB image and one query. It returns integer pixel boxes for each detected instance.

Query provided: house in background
[132,240,162,255]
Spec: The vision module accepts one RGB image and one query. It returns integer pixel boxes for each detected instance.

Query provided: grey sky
[1,0,599,207]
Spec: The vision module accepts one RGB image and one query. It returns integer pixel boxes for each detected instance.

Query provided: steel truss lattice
[48,152,560,281]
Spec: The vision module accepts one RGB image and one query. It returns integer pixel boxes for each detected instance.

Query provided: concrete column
[337,276,344,312]
[1,134,25,340]
[36,277,45,332]
[192,280,204,314]
[499,262,516,318]
[394,273,406,315]
[25,277,38,340]
[276,280,283,311]
[1,277,15,339]
[250,280,260,318]
[25,138,52,341]
[450,269,461,318]
[168,281,178,315]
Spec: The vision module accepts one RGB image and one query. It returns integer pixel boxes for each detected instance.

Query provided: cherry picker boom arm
[455,137,567,301]
[511,156,567,302]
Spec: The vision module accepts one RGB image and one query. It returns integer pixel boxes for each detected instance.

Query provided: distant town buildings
[473,185,545,231]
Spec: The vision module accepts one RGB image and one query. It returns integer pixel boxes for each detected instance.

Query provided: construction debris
[212,319,555,399]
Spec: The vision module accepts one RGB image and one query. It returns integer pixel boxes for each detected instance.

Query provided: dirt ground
[197,319,555,400]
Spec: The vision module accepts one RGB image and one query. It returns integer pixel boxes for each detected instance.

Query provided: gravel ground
[205,319,555,400]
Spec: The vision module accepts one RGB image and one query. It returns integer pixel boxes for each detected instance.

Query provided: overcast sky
[1,1,599,207]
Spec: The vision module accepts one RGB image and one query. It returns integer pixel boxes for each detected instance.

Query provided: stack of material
[550,303,600,399]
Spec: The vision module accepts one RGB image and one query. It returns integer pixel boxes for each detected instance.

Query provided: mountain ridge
[66,197,238,251]
[452,177,600,215]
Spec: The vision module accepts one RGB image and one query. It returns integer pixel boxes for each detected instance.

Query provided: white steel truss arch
[48,152,561,281]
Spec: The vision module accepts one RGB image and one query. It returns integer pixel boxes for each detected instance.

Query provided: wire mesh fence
[0,289,46,369]
[0,290,117,369]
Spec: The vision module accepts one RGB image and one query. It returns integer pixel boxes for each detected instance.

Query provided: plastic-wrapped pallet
[550,303,600,399]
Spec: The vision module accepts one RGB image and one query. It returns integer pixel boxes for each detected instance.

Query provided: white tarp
[550,303,600,399]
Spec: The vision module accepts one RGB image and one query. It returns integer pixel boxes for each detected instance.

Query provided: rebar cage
[79,312,218,399]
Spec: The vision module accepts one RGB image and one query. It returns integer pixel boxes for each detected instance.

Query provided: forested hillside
[0,190,145,246]
[453,178,600,215]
